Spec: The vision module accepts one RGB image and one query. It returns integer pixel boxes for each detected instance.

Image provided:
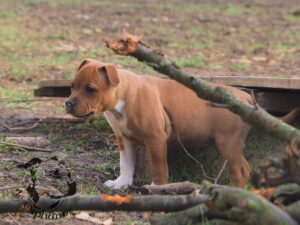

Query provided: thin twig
[1,123,39,132]
[0,185,21,191]
[8,213,21,225]
[0,141,53,153]
[0,98,57,103]
[166,107,228,183]
[214,160,228,184]
[0,118,84,132]
[175,128,216,180]
[250,89,260,109]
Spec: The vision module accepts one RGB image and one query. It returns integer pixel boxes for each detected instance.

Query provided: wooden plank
[196,76,300,90]
[39,79,71,87]
[35,77,300,113]
[34,87,71,97]
[38,76,300,90]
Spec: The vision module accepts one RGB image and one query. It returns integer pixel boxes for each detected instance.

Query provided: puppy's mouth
[68,111,95,119]
[76,111,95,118]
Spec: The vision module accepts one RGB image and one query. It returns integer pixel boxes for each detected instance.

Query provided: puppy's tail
[278,106,300,124]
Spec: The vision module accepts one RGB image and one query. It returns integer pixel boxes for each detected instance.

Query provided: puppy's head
[65,59,120,118]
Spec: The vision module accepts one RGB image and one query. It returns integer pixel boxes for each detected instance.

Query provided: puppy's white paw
[104,176,132,189]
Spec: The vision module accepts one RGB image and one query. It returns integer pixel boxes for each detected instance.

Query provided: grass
[0,11,14,18]
[0,87,35,108]
[224,3,261,15]
[229,63,249,71]
[168,120,300,185]
[176,55,205,68]
[283,10,300,22]
[47,34,72,41]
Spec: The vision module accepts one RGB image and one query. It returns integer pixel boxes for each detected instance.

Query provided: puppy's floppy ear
[98,64,120,87]
[76,58,93,71]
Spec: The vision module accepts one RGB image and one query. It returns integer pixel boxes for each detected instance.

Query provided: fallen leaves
[75,212,114,225]
[250,187,276,199]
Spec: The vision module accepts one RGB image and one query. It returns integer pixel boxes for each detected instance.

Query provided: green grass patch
[0,11,14,18]
[0,87,34,108]
[284,10,300,22]
[10,67,26,79]
[47,34,72,41]
[224,4,261,15]
[207,64,221,69]
[72,115,111,132]
[176,55,205,68]
[229,63,249,71]
[187,28,203,36]
[276,74,290,78]
[87,150,119,175]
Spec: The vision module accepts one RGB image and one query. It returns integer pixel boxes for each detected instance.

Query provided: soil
[0,0,300,224]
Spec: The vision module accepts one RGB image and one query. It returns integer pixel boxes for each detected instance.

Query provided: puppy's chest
[103,101,133,137]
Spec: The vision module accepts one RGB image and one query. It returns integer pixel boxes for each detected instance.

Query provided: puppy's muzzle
[65,100,76,113]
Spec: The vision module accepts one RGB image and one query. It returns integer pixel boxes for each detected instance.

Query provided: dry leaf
[238,56,252,64]
[251,56,267,62]
[250,188,275,199]
[55,43,77,52]
[102,218,114,225]
[75,212,103,224]
[267,58,277,65]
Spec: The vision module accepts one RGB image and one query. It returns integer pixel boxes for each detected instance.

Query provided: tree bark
[285,200,300,223]
[150,203,209,225]
[105,34,300,145]
[150,184,298,225]
[0,193,209,214]
[205,185,298,225]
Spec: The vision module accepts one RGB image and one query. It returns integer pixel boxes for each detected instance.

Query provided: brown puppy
[66,58,300,189]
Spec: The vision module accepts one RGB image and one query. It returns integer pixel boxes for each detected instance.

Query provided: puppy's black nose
[65,100,76,108]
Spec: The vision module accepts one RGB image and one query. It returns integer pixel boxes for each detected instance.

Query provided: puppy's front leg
[104,137,136,189]
[146,142,169,185]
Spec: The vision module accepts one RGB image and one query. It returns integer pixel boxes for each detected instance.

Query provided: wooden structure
[34,76,300,113]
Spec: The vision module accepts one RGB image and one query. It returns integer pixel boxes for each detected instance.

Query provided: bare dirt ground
[0,0,300,224]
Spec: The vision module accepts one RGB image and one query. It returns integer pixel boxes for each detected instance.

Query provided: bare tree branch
[105,33,300,145]
[0,141,53,153]
[0,193,209,214]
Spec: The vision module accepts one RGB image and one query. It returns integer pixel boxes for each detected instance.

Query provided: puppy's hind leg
[215,133,250,187]
[104,136,137,189]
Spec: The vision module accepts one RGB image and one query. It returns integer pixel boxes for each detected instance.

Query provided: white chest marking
[103,100,132,137]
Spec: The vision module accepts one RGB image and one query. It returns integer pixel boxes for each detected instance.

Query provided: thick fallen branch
[150,202,209,225]
[150,184,298,225]
[285,200,300,223]
[205,185,298,225]
[256,140,300,186]
[105,34,300,145]
[0,141,53,153]
[0,193,209,214]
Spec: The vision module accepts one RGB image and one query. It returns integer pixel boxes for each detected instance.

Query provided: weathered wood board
[197,76,300,90]
[34,76,300,113]
[36,76,300,90]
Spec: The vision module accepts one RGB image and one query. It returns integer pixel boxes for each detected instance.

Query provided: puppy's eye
[86,86,97,94]
[70,83,74,89]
